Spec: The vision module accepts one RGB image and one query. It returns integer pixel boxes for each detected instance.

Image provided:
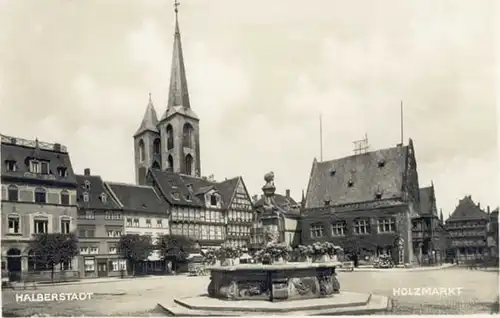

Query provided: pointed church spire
[134,93,159,137]
[166,0,190,110]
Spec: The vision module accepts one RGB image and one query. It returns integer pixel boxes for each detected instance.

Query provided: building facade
[1,135,78,280]
[147,170,253,249]
[445,196,489,262]
[75,168,125,278]
[105,182,170,274]
[411,185,448,265]
[301,140,422,265]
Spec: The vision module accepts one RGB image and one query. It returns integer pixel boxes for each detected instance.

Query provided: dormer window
[347,179,354,187]
[324,200,331,206]
[186,184,193,191]
[5,160,17,172]
[84,180,91,190]
[172,192,180,200]
[40,161,49,174]
[100,193,107,203]
[29,160,40,173]
[185,194,192,201]
[377,158,386,167]
[375,191,383,199]
[83,192,89,202]
[210,194,217,206]
[330,169,336,176]
[57,167,68,177]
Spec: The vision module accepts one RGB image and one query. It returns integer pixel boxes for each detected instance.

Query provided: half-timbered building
[445,196,489,262]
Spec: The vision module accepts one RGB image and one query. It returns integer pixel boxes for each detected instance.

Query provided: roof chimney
[84,168,91,176]
[487,206,491,214]
[478,202,481,209]
[286,189,290,198]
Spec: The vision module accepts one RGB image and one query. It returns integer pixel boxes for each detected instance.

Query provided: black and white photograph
[0,0,498,316]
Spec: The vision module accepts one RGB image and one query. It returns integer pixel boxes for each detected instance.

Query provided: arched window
[152,161,160,169]
[153,138,161,155]
[60,190,69,205]
[182,123,194,148]
[167,155,174,172]
[34,188,46,203]
[8,185,18,201]
[166,125,174,150]
[185,154,193,175]
[138,139,145,162]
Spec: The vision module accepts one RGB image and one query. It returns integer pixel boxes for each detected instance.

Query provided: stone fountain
[158,173,392,316]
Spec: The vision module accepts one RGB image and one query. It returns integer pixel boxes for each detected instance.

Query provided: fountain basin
[158,262,392,315]
[207,262,341,301]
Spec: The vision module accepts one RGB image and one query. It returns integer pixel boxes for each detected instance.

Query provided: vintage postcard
[0,0,498,316]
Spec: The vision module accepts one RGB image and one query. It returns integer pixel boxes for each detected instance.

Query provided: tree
[117,234,152,276]
[29,233,78,282]
[157,235,196,271]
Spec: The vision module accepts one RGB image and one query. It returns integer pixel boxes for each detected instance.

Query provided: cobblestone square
[2,267,498,316]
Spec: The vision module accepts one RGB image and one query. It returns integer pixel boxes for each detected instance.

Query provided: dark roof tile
[150,169,241,209]
[419,187,433,215]
[447,196,488,221]
[75,174,121,210]
[105,182,167,214]
[305,145,408,208]
[1,135,77,187]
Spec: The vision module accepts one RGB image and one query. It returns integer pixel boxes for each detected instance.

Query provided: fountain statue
[158,172,392,315]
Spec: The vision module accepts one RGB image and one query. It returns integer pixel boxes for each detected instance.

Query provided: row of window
[171,209,224,222]
[446,222,486,229]
[126,218,165,228]
[78,211,122,220]
[4,159,68,177]
[226,240,248,248]
[227,211,253,222]
[227,225,251,235]
[451,239,486,247]
[449,231,486,237]
[5,185,71,205]
[83,258,126,272]
[137,124,196,162]
[7,215,70,235]
[170,223,225,240]
[309,218,396,238]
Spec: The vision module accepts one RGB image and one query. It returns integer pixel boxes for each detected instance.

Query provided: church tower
[133,94,162,185]
[157,1,201,177]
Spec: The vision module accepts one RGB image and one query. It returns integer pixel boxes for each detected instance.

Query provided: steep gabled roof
[150,170,204,207]
[305,144,408,208]
[149,169,241,209]
[447,195,488,222]
[419,186,434,215]
[105,181,167,214]
[75,174,121,210]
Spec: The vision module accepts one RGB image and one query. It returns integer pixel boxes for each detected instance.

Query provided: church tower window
[185,154,193,175]
[138,139,145,162]
[153,138,161,154]
[182,123,193,148]
[167,155,174,172]
[166,125,174,150]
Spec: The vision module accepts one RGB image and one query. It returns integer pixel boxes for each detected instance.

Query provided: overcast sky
[0,0,498,218]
